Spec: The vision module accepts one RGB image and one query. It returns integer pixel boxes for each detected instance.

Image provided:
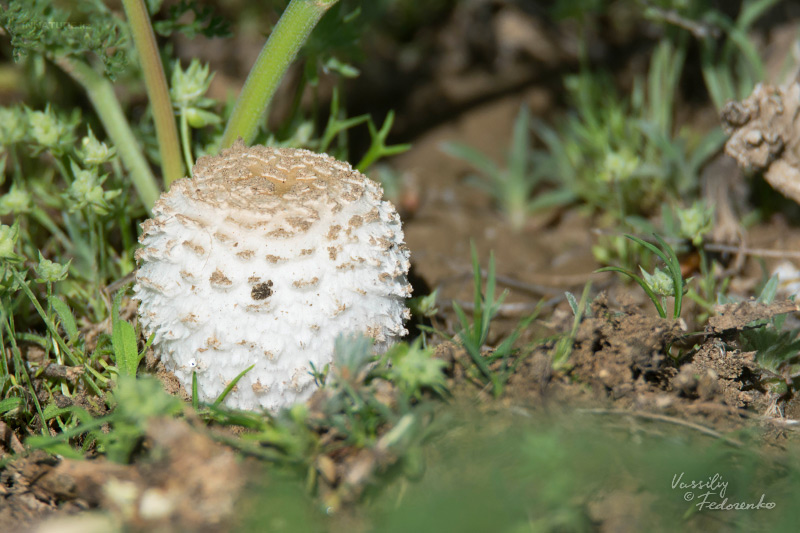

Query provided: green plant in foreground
[110,288,152,380]
[185,333,446,508]
[598,234,687,319]
[27,376,183,463]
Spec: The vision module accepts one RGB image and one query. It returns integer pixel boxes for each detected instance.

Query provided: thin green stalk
[179,111,193,176]
[56,57,160,212]
[121,0,184,187]
[220,0,340,148]
[10,270,102,396]
[1,299,48,434]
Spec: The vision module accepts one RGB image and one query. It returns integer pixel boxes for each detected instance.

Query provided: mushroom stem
[219,0,340,149]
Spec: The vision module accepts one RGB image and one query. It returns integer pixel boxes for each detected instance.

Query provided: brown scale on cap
[185,140,368,208]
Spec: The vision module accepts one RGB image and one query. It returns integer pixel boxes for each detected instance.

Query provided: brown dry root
[721,80,800,204]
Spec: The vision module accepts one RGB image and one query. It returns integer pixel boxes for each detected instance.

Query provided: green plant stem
[220,0,339,148]
[121,0,184,187]
[179,111,193,176]
[56,58,160,212]
[1,299,48,434]
[10,270,102,396]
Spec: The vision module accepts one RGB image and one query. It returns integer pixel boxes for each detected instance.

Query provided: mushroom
[134,141,412,410]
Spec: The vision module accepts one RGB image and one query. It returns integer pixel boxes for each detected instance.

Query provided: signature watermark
[671,472,776,511]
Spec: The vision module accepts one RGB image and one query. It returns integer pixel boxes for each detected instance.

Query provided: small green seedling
[597,234,687,319]
[552,281,592,370]
[111,288,152,379]
[447,242,542,397]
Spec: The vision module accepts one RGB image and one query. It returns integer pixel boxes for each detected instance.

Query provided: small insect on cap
[134,140,412,411]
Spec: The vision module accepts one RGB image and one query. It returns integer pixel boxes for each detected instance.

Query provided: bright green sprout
[26,105,75,152]
[598,148,640,183]
[0,185,32,215]
[170,59,219,123]
[676,200,714,246]
[597,234,687,319]
[387,338,448,399]
[0,222,22,261]
[79,126,116,166]
[0,106,26,144]
[34,252,70,283]
[170,58,221,173]
[639,266,674,297]
[66,161,121,216]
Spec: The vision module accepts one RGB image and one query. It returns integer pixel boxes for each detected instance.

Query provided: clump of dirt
[500,293,798,439]
[567,294,685,401]
[706,299,799,333]
[0,418,245,533]
[673,344,759,408]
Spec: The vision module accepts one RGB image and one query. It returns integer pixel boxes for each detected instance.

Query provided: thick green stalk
[121,0,184,187]
[57,58,160,211]
[220,0,339,149]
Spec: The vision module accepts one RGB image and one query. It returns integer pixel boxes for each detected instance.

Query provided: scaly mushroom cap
[134,141,411,410]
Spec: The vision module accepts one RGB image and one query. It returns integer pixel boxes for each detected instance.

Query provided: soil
[4,1,800,531]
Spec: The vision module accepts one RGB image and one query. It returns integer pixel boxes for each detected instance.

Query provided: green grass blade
[112,288,140,378]
[0,397,23,416]
[213,364,255,406]
[508,105,531,183]
[192,370,199,410]
[441,142,501,179]
[597,266,666,318]
[48,296,78,343]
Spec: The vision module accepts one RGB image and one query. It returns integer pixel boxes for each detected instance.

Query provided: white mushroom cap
[134,141,412,411]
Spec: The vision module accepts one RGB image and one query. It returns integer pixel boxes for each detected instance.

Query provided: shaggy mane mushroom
[134,141,411,410]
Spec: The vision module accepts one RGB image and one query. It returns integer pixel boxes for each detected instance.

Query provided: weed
[552,282,593,370]
[531,40,726,223]
[598,234,688,319]
[443,243,542,397]
[197,333,447,508]
[442,106,573,231]
[725,276,800,394]
[27,376,184,463]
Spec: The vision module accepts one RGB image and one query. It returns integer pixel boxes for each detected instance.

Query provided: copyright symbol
[684,492,694,501]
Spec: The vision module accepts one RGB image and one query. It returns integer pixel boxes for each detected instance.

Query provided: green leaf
[0,397,23,415]
[565,292,579,317]
[112,289,140,378]
[440,142,500,180]
[113,320,139,378]
[597,266,667,318]
[192,370,199,410]
[42,403,92,423]
[213,365,255,406]
[527,188,576,212]
[185,107,222,128]
[508,105,531,183]
[48,296,78,342]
